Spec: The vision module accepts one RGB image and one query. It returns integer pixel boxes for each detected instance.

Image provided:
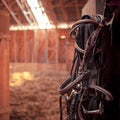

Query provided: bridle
[58,14,113,120]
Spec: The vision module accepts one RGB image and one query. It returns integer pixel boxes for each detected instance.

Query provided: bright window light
[26,0,53,29]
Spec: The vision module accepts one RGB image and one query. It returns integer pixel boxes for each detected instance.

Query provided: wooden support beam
[0,11,10,120]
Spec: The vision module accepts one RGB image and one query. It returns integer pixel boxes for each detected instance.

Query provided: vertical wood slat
[0,11,10,120]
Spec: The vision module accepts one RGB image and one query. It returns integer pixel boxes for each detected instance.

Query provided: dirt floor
[10,71,68,120]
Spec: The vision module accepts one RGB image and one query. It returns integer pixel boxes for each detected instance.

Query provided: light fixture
[60,35,66,39]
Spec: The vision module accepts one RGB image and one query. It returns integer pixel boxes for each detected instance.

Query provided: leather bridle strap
[69,19,99,39]
[58,71,90,94]
[75,42,85,54]
[89,84,113,101]
[75,42,103,54]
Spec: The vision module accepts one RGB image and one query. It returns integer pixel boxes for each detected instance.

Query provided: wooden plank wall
[9,29,74,71]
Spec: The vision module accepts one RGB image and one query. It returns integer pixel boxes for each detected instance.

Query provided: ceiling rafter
[16,0,32,25]
[2,0,21,25]
[0,0,88,29]
[43,0,87,23]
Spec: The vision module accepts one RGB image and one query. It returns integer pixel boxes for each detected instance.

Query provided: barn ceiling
[0,0,87,29]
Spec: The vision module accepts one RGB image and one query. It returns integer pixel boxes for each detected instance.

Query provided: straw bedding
[10,71,68,120]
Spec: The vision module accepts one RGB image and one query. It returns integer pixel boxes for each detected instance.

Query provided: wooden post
[24,30,27,62]
[0,11,10,120]
[45,29,48,63]
[82,0,96,16]
[55,31,59,64]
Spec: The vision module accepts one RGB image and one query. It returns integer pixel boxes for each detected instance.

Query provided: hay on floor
[10,71,68,120]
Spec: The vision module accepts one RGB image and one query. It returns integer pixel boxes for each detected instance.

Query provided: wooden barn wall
[57,29,74,71]
[9,29,74,71]
[10,30,45,63]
